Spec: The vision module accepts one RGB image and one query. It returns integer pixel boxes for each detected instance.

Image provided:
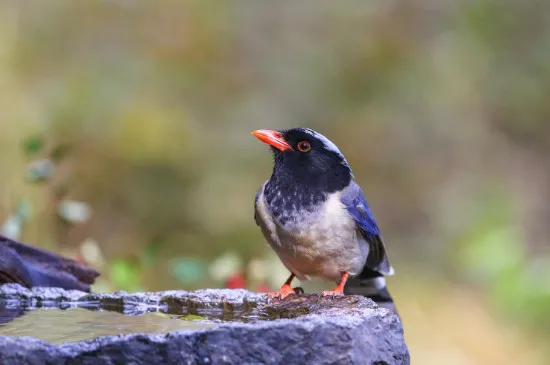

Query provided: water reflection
[0,307,217,344]
[0,306,25,326]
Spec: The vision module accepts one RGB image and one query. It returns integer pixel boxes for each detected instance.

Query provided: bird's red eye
[297,141,311,152]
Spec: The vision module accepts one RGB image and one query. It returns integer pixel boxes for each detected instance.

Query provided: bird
[252,128,395,309]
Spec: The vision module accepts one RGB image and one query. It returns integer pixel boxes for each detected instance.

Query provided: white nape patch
[302,128,342,155]
[302,128,352,172]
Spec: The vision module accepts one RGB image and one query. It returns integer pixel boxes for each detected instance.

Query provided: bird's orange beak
[251,130,294,151]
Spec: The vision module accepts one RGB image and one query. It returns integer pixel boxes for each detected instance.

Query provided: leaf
[0,214,23,240]
[208,251,243,282]
[14,199,33,222]
[171,257,206,284]
[80,238,106,267]
[26,159,55,182]
[140,240,160,267]
[109,258,141,291]
[23,135,44,157]
[456,226,524,283]
[57,200,91,224]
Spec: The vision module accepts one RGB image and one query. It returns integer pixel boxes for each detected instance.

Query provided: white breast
[255,187,369,282]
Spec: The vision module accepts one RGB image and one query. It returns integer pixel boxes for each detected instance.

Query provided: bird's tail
[344,267,399,316]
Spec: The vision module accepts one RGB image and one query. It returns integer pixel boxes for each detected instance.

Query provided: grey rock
[0,284,410,365]
[0,234,99,291]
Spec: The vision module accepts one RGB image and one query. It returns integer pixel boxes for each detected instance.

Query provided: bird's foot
[267,284,297,299]
[320,272,349,298]
[320,290,345,298]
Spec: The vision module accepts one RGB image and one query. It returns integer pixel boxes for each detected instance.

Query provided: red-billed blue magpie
[252,128,396,310]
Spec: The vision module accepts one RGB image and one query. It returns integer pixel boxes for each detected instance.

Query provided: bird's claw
[320,290,345,298]
[267,284,296,300]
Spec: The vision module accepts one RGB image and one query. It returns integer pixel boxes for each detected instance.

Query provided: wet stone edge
[0,283,386,320]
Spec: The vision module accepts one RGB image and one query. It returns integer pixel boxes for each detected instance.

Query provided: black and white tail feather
[344,266,398,315]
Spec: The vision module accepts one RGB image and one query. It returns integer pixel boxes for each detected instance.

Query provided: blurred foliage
[0,1,549,363]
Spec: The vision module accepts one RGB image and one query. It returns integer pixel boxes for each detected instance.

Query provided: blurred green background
[1,1,549,364]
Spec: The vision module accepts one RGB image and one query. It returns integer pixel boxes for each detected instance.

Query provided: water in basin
[0,305,235,344]
[0,290,306,344]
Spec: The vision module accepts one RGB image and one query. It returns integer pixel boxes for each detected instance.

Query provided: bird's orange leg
[267,273,296,299]
[321,272,349,297]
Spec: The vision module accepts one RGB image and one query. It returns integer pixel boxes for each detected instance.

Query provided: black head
[252,128,353,194]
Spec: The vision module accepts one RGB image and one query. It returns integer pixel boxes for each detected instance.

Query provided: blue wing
[340,181,393,275]
[341,185,380,237]
[253,184,263,226]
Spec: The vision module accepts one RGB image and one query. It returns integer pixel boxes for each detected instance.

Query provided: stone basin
[0,284,409,365]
